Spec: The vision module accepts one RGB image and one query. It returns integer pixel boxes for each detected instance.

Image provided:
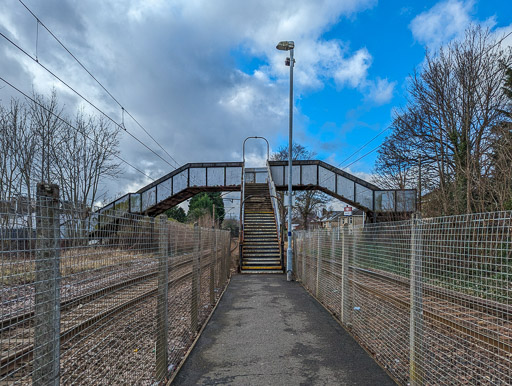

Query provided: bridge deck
[172,274,394,385]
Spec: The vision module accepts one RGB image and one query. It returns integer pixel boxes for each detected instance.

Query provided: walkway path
[173,274,395,385]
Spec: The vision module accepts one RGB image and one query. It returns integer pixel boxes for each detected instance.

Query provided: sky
[1,0,511,214]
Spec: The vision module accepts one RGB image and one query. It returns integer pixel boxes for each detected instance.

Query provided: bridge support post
[191,224,200,333]
[156,215,169,381]
[33,183,61,386]
[409,214,424,385]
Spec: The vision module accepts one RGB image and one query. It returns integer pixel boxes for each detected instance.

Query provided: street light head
[276,41,294,51]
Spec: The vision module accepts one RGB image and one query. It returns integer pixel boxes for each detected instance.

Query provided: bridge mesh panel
[294,213,512,385]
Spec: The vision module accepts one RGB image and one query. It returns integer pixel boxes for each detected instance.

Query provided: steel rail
[309,256,512,319]
[299,254,512,355]
[0,247,223,378]
[0,249,217,333]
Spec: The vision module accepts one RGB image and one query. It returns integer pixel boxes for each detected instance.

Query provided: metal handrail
[267,161,281,242]
[239,161,245,271]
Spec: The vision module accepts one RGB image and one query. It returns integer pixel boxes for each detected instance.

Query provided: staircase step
[242,183,283,273]
[242,261,281,266]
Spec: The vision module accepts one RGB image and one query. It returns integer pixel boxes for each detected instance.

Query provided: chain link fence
[1,183,232,385]
[294,212,512,385]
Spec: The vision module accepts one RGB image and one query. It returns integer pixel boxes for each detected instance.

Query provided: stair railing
[239,161,245,271]
[240,136,270,271]
[267,160,283,267]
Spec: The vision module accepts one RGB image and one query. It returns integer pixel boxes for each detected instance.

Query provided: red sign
[344,206,352,216]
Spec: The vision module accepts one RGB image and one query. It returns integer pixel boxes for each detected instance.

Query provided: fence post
[331,228,335,286]
[191,224,200,333]
[302,233,306,284]
[410,214,424,385]
[156,215,169,381]
[220,233,226,284]
[340,226,348,325]
[209,229,216,306]
[316,229,321,297]
[34,183,61,386]
[225,234,230,281]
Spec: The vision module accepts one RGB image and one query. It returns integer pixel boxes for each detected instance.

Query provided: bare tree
[374,25,512,215]
[53,110,121,210]
[30,90,65,184]
[271,143,328,229]
[0,90,122,236]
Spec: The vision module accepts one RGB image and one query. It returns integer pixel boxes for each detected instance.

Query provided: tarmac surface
[173,274,395,385]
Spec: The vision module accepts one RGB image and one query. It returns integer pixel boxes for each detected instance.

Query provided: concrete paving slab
[173,274,395,385]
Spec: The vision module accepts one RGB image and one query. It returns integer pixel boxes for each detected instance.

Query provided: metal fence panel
[294,212,512,385]
[1,186,232,384]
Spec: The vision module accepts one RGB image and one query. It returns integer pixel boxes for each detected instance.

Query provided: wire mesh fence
[294,212,512,385]
[1,183,232,384]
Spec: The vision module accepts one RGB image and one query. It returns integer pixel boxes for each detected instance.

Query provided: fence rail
[294,212,512,385]
[1,183,232,385]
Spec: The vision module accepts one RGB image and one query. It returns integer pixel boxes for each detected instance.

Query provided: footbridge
[97,160,416,217]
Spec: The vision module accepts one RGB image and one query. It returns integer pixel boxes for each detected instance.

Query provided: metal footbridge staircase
[93,157,417,273]
[240,182,282,272]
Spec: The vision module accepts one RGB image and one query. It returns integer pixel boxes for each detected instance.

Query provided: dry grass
[1,248,156,286]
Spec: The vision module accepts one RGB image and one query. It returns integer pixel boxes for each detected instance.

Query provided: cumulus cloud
[409,0,476,48]
[366,77,396,105]
[334,48,372,88]
[0,0,395,198]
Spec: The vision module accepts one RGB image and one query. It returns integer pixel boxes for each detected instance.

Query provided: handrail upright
[239,161,245,271]
[267,161,283,268]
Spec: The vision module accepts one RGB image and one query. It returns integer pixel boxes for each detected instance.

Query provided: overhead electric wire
[337,127,389,169]
[313,126,389,189]
[0,76,156,183]
[343,144,382,170]
[17,0,181,169]
[0,30,178,170]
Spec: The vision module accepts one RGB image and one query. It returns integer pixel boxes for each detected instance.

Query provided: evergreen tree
[165,206,186,222]
[187,192,225,224]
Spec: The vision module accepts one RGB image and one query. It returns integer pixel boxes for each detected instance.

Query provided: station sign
[344,206,352,216]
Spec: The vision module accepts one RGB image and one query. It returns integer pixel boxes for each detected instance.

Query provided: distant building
[311,208,365,229]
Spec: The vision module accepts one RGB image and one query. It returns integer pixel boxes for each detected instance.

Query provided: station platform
[173,274,395,385]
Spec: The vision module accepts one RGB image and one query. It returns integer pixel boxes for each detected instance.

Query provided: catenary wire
[0,76,157,183]
[17,0,181,168]
[0,31,178,170]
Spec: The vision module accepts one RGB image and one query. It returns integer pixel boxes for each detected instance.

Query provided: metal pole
[410,214,424,385]
[210,229,216,306]
[418,155,422,214]
[316,229,321,297]
[191,224,200,333]
[156,215,169,381]
[341,226,349,325]
[34,183,61,386]
[286,47,294,282]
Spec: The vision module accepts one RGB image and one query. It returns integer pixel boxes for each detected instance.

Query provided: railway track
[0,247,221,381]
[301,256,512,355]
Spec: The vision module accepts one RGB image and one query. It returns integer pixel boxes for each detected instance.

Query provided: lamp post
[276,40,294,281]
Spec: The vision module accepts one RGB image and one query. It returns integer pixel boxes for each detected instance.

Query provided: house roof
[314,209,364,223]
